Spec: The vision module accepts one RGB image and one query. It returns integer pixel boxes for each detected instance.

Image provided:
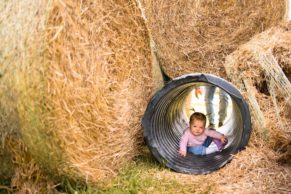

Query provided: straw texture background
[140,0,287,78]
[224,21,291,164]
[1,0,290,193]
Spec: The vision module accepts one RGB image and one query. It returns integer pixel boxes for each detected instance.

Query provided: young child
[179,112,228,157]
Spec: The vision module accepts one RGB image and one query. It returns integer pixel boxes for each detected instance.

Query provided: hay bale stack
[140,0,287,78]
[1,0,156,184]
[224,21,291,163]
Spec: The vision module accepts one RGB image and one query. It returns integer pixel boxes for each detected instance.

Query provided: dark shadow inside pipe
[143,73,251,174]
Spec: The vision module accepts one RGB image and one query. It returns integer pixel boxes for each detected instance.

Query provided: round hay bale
[140,0,287,78]
[1,0,158,184]
[224,21,291,163]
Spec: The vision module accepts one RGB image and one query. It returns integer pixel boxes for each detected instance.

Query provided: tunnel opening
[142,73,252,174]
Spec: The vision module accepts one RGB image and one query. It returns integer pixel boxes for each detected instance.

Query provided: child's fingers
[221,136,226,143]
[178,151,186,157]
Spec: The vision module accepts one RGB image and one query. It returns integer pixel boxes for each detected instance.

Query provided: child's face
[190,119,205,136]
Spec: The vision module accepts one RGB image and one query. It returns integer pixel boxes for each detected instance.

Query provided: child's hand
[220,135,226,143]
[179,150,187,157]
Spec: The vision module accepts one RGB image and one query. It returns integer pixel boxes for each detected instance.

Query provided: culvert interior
[142,73,251,174]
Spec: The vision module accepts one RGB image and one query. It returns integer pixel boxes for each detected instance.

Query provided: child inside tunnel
[179,112,228,156]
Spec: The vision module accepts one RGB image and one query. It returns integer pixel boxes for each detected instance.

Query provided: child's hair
[189,112,206,127]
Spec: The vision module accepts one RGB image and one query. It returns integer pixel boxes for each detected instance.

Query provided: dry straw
[224,21,291,164]
[143,144,291,193]
[1,0,159,185]
[140,0,287,78]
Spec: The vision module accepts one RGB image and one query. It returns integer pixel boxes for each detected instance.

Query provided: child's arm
[179,131,189,157]
[205,129,226,143]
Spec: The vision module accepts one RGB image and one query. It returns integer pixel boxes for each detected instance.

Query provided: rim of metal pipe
[142,73,252,174]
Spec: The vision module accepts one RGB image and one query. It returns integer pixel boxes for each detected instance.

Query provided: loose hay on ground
[134,145,290,193]
[140,0,287,78]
